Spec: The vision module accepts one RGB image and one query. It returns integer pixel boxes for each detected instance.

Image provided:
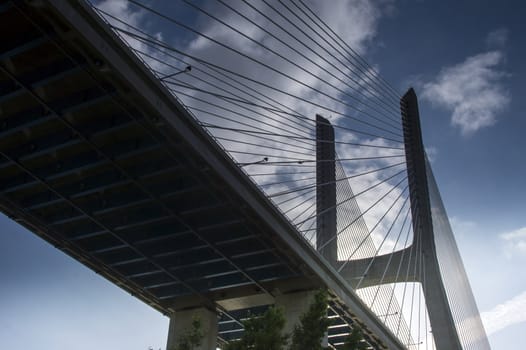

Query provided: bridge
[0,0,489,349]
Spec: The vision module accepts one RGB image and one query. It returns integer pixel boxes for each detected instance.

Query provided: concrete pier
[166,307,218,350]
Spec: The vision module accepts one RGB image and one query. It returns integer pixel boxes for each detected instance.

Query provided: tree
[224,306,288,350]
[289,289,331,350]
[341,327,368,350]
[172,317,203,350]
[193,289,350,350]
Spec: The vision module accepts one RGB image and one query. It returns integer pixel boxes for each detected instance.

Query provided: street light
[376,311,398,317]
[160,65,192,81]
[240,157,268,167]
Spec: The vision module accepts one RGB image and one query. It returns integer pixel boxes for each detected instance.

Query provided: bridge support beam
[166,307,218,350]
[338,247,417,288]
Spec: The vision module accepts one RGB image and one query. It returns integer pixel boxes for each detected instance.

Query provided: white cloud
[481,290,526,336]
[95,0,399,246]
[501,227,526,240]
[94,0,411,267]
[95,0,169,74]
[425,146,438,163]
[96,0,142,27]
[450,216,477,236]
[169,0,398,226]
[421,50,510,135]
[500,227,526,257]
[486,28,508,48]
[319,0,384,54]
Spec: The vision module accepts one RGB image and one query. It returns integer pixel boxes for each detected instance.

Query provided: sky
[1,0,525,349]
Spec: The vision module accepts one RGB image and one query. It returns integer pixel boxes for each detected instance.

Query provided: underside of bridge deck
[0,1,404,348]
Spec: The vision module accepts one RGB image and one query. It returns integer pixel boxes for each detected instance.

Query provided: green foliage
[224,306,288,350]
[341,327,368,350]
[217,289,368,350]
[173,317,203,350]
[289,289,331,350]
[165,289,366,350]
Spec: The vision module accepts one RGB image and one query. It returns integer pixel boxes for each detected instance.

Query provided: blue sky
[372,0,526,348]
[1,0,525,349]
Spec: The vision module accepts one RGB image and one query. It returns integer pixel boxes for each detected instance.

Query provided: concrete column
[401,88,462,350]
[275,290,327,346]
[316,115,338,266]
[166,307,218,350]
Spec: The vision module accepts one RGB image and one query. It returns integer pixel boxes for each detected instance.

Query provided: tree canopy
[173,289,368,350]
[289,289,331,350]
[223,306,288,350]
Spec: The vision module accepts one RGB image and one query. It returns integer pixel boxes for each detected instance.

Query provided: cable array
[91,1,437,348]
[425,159,491,350]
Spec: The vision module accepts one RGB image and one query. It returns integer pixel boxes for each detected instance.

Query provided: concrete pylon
[275,290,319,345]
[166,307,218,350]
[400,88,462,349]
[338,89,463,349]
[316,114,338,266]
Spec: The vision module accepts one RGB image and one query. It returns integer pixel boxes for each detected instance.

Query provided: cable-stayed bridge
[0,0,489,349]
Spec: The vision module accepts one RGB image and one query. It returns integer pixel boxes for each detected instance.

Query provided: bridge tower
[400,88,463,349]
[337,88,489,349]
[316,114,338,265]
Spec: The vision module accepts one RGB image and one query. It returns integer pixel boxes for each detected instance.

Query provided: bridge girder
[0,0,407,348]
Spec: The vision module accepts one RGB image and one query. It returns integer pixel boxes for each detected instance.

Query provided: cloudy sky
[1,0,525,349]
[370,0,525,348]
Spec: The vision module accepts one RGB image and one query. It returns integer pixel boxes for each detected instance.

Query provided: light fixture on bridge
[240,157,268,167]
[407,341,423,346]
[160,65,192,81]
[376,311,398,317]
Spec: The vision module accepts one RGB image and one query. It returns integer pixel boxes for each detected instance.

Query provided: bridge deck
[0,1,403,348]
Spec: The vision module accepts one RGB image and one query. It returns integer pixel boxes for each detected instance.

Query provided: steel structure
[340,89,490,349]
[0,0,489,349]
[0,0,402,348]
